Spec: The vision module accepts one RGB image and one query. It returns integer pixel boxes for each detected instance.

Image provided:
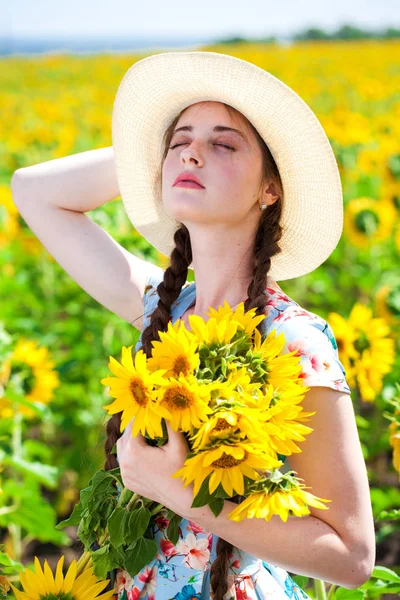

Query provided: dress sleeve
[273,314,351,395]
[133,263,165,353]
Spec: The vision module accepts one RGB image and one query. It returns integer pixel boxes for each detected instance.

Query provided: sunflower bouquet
[56,301,331,582]
[101,300,331,523]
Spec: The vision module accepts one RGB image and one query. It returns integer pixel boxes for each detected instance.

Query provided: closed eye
[169,143,235,151]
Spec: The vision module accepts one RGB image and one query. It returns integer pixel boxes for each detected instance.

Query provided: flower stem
[314,578,327,600]
[10,407,22,563]
[76,532,109,576]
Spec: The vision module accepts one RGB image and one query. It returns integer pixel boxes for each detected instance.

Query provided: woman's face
[162,101,265,226]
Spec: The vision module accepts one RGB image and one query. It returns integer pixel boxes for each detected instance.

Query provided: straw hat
[111,51,344,281]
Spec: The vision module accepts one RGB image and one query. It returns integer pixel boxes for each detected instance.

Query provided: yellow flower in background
[329,303,395,402]
[101,346,167,438]
[207,300,266,337]
[327,311,358,377]
[227,483,331,523]
[9,555,115,599]
[375,283,400,326]
[0,184,19,248]
[344,197,396,249]
[173,441,282,497]
[155,374,214,433]
[147,320,200,378]
[388,410,400,479]
[381,176,400,214]
[0,339,60,419]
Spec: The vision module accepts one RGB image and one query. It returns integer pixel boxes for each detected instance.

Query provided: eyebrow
[172,125,248,143]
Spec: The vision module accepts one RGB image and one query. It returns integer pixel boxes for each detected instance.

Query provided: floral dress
[111,265,351,599]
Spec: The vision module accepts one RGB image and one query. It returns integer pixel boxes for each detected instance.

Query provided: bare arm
[11,147,163,331]
[11,146,121,212]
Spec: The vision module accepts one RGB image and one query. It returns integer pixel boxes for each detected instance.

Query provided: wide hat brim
[111,51,343,281]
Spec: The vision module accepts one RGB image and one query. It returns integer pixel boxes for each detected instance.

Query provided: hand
[116,418,195,517]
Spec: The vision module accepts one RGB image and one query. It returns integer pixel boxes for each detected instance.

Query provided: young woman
[11,51,375,600]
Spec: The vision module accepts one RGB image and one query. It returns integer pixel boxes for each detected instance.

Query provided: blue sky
[3,0,399,39]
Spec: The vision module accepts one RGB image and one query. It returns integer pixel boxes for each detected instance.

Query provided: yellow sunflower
[9,555,115,599]
[100,346,168,438]
[206,300,266,337]
[0,338,60,419]
[146,320,200,378]
[388,410,400,479]
[227,485,331,523]
[207,364,265,406]
[327,310,358,377]
[186,312,240,345]
[155,374,214,433]
[344,196,396,249]
[346,303,395,401]
[252,327,304,392]
[375,283,400,326]
[173,442,282,497]
[189,405,269,451]
[254,383,316,457]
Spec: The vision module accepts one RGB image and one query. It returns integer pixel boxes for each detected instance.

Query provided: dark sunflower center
[213,417,231,431]
[211,450,247,469]
[129,377,149,406]
[162,385,193,409]
[10,360,35,395]
[354,209,379,235]
[173,355,190,376]
[354,332,370,354]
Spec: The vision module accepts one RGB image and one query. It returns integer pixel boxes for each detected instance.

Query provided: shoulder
[264,287,351,395]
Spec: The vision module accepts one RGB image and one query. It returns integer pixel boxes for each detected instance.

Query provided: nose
[180,143,204,166]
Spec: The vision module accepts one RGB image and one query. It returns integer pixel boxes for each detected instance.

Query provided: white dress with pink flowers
[111,265,351,600]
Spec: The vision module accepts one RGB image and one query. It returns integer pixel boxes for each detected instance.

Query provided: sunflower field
[1,39,400,599]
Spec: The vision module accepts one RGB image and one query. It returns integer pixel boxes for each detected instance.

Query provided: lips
[173,173,205,188]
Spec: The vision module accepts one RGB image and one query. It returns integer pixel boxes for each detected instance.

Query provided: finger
[165,419,189,452]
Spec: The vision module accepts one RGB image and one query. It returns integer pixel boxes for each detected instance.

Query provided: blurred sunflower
[395,221,400,254]
[344,196,396,248]
[0,184,19,249]
[227,472,331,523]
[0,339,60,419]
[173,441,282,497]
[375,283,400,326]
[381,176,400,215]
[329,303,395,402]
[100,346,167,438]
[146,320,200,378]
[388,410,400,479]
[9,555,115,599]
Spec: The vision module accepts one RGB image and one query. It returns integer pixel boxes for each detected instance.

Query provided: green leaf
[125,506,152,545]
[208,497,224,517]
[108,507,129,548]
[334,588,365,599]
[371,565,400,583]
[1,455,59,488]
[166,513,182,546]
[124,537,158,577]
[56,501,83,529]
[91,544,112,580]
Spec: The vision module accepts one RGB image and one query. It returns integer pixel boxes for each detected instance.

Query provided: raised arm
[11,146,162,331]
